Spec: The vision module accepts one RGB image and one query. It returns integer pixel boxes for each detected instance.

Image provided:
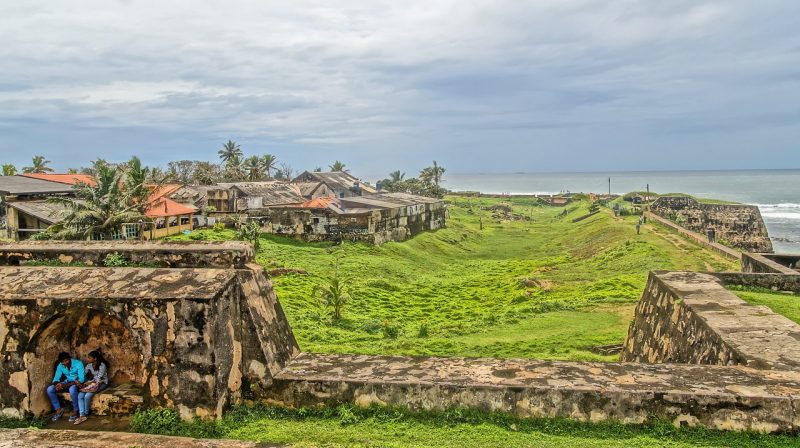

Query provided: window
[180,216,190,225]
[169,217,177,227]
[339,193,345,198]
[312,217,320,224]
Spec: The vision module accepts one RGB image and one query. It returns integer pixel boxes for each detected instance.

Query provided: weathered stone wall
[650,197,772,253]
[267,353,800,433]
[0,263,298,420]
[0,240,254,268]
[621,271,800,370]
[742,253,800,274]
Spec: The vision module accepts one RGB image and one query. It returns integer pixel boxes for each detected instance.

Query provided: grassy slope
[729,287,800,324]
[171,197,736,361]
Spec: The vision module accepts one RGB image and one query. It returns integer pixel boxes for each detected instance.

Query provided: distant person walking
[635,222,641,235]
[707,227,716,243]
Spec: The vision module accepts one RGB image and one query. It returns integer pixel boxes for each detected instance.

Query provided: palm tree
[22,155,54,174]
[420,161,446,186]
[260,154,278,179]
[218,140,242,164]
[329,160,347,172]
[389,170,405,182]
[223,154,244,181]
[1,164,16,176]
[314,260,351,321]
[48,163,147,240]
[243,156,263,181]
[123,156,153,213]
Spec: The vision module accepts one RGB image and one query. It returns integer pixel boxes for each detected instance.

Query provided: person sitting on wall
[74,349,109,425]
[46,352,85,422]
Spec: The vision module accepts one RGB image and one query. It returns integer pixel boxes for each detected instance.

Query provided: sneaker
[74,416,88,425]
[68,415,78,422]
[51,409,64,421]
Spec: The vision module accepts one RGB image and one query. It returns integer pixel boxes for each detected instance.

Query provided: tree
[389,170,405,182]
[48,162,148,240]
[243,156,263,181]
[260,154,278,179]
[314,260,351,321]
[22,155,54,174]
[1,164,16,176]
[222,154,244,181]
[419,160,446,186]
[122,156,153,213]
[275,162,294,180]
[329,160,347,172]
[218,140,242,164]
[192,162,222,185]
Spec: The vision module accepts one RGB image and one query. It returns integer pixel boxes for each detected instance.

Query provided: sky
[0,0,799,178]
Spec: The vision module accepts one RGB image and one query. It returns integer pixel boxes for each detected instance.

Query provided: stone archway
[27,308,144,415]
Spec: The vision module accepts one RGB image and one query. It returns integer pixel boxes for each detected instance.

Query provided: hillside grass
[169,197,736,361]
[728,286,800,324]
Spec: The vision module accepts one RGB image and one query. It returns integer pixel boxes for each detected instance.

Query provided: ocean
[445,170,800,254]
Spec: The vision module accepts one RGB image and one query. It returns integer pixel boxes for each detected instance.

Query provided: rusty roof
[7,200,72,224]
[292,171,376,195]
[219,181,306,207]
[0,176,75,196]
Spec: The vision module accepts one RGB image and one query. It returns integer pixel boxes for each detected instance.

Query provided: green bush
[103,252,129,267]
[382,320,402,339]
[130,408,182,435]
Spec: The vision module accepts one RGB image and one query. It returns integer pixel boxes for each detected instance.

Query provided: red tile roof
[288,197,339,209]
[21,173,96,187]
[145,198,196,217]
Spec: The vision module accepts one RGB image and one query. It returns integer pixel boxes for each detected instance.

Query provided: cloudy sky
[0,0,798,176]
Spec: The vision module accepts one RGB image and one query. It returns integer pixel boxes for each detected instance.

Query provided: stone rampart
[268,353,800,433]
[650,197,772,253]
[0,240,253,268]
[621,271,800,370]
[742,253,800,274]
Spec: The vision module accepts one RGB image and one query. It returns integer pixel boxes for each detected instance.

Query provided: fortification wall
[621,271,800,370]
[650,197,772,253]
[742,253,800,274]
[0,240,253,268]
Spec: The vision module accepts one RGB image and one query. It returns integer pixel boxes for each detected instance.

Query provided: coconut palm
[22,155,54,174]
[243,156,264,181]
[329,160,347,172]
[123,156,153,213]
[1,164,16,176]
[314,260,351,321]
[420,161,446,186]
[389,170,405,182]
[223,154,244,181]
[48,162,147,240]
[260,154,278,179]
[218,140,243,164]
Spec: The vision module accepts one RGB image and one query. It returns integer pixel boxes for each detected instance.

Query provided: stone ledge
[0,267,237,301]
[269,353,800,432]
[0,428,277,448]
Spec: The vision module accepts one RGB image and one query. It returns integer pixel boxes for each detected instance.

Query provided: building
[206,182,306,214]
[249,192,446,244]
[292,171,376,198]
[0,175,77,240]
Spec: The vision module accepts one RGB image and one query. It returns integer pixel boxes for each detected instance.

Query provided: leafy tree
[1,164,16,176]
[260,154,278,179]
[22,155,54,174]
[123,156,154,213]
[192,161,222,185]
[218,140,242,164]
[223,154,245,181]
[48,161,148,240]
[314,260,351,321]
[236,220,261,251]
[389,170,405,182]
[329,160,347,172]
[419,161,446,186]
[243,156,263,181]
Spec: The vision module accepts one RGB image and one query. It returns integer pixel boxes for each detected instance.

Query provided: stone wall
[0,240,254,268]
[650,197,772,253]
[742,253,800,274]
[0,263,298,420]
[621,271,800,370]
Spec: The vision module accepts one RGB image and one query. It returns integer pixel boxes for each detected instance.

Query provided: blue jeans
[46,382,78,412]
[77,383,107,416]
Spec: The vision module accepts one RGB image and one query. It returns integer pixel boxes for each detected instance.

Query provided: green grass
[169,197,736,361]
[127,404,800,448]
[728,286,800,324]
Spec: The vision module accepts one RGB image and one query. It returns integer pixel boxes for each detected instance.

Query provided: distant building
[206,182,306,214]
[0,175,77,240]
[292,171,376,198]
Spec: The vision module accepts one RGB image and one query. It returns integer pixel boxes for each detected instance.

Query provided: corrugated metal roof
[7,200,71,224]
[219,181,306,207]
[0,176,75,195]
[21,173,96,186]
[339,192,443,210]
[292,171,377,194]
[293,181,325,197]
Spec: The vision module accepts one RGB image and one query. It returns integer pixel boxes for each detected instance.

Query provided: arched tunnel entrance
[27,308,144,415]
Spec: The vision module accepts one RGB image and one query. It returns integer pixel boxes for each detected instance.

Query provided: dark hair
[88,349,108,371]
[57,352,70,363]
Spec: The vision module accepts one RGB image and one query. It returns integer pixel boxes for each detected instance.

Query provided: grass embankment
[170,197,735,361]
[128,405,798,448]
[728,286,800,324]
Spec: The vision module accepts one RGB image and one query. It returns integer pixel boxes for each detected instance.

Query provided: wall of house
[650,197,773,253]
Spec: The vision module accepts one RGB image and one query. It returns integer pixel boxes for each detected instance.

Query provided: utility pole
[646,183,650,202]
[608,177,611,197]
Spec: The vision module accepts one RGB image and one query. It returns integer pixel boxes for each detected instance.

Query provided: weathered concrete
[649,197,772,253]
[0,264,298,420]
[0,240,254,268]
[742,253,800,274]
[269,353,800,433]
[0,428,277,447]
[712,272,800,292]
[621,271,800,370]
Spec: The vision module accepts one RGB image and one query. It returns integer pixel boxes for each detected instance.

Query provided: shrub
[416,322,430,338]
[103,252,129,267]
[314,260,351,321]
[212,222,226,232]
[236,221,261,251]
[382,320,402,339]
[130,408,181,435]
